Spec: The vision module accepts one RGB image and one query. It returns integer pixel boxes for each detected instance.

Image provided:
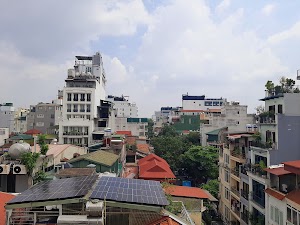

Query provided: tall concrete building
[27,102,62,134]
[59,52,107,146]
[107,95,138,118]
[13,108,30,133]
[0,103,14,133]
[182,94,226,111]
[218,85,300,225]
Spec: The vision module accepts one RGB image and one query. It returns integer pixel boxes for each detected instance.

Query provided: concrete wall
[0,105,14,132]
[0,128,9,146]
[182,99,225,111]
[284,93,300,115]
[270,114,300,165]
[15,174,29,193]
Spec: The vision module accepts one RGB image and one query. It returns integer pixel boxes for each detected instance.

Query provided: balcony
[231,187,240,197]
[251,192,265,208]
[250,141,276,150]
[247,164,268,179]
[230,147,246,163]
[67,109,71,112]
[240,189,249,200]
[231,168,240,177]
[63,131,88,136]
[241,211,249,223]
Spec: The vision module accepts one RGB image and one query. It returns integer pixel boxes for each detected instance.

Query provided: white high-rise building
[0,103,15,133]
[59,52,107,146]
[107,95,138,118]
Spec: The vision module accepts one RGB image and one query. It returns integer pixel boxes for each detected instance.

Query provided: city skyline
[1,0,300,116]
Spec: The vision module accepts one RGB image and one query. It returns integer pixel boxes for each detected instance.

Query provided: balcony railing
[251,192,265,208]
[247,164,268,179]
[241,211,249,223]
[231,187,240,197]
[241,189,249,200]
[250,141,276,150]
[231,168,240,177]
[63,132,88,136]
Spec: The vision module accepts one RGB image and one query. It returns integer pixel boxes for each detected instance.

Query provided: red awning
[264,167,291,176]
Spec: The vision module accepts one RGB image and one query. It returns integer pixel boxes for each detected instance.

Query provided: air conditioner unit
[13,165,27,175]
[0,165,10,174]
[86,200,103,217]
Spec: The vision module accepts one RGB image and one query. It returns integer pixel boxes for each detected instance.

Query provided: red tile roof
[165,185,209,199]
[148,216,180,225]
[126,136,137,146]
[0,192,16,225]
[24,129,42,135]
[139,154,168,166]
[138,154,175,180]
[286,189,300,205]
[116,130,132,136]
[264,167,291,176]
[284,160,300,169]
[136,143,150,154]
[265,188,285,201]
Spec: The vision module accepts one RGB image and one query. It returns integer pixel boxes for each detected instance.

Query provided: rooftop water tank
[8,141,31,160]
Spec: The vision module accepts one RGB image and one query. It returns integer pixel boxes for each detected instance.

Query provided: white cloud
[216,0,231,14]
[268,21,300,44]
[261,4,276,16]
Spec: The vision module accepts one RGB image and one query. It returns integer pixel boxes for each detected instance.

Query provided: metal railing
[241,211,249,223]
[173,201,195,225]
[241,189,249,200]
[231,168,240,177]
[251,192,265,208]
[231,187,240,197]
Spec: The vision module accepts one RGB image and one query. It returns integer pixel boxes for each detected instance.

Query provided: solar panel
[90,177,168,206]
[8,175,98,204]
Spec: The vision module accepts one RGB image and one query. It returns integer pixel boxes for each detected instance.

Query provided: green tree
[265,80,274,92]
[180,146,219,185]
[20,152,40,187]
[201,179,219,198]
[182,132,200,145]
[151,136,188,170]
[147,119,154,139]
[38,134,49,155]
[158,124,179,137]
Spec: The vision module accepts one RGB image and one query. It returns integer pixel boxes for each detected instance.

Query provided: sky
[1,0,300,117]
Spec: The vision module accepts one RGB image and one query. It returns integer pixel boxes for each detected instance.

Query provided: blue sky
[1,0,300,116]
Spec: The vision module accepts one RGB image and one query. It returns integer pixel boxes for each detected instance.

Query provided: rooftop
[115,130,132,136]
[56,168,96,178]
[136,143,151,154]
[265,188,285,201]
[286,189,300,205]
[0,192,16,225]
[24,129,42,135]
[68,150,119,167]
[264,166,291,176]
[164,185,209,199]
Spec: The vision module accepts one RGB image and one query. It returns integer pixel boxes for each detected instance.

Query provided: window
[67,115,71,119]
[67,104,71,112]
[87,93,91,101]
[38,106,43,110]
[48,106,52,110]
[73,104,78,112]
[237,111,239,114]
[287,205,299,225]
[236,121,239,125]
[67,93,71,101]
[86,104,91,112]
[225,205,230,221]
[37,114,44,118]
[213,101,220,106]
[225,187,230,200]
[50,122,54,127]
[205,101,212,106]
[36,122,44,127]
[50,114,54,119]
[278,104,283,114]
[80,104,85,112]
[224,170,230,183]
[86,115,90,120]
[224,154,229,164]
[73,93,78,101]
[270,205,283,225]
[80,94,85,101]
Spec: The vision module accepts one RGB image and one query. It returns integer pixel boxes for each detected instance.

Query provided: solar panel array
[90,176,168,206]
[8,175,98,204]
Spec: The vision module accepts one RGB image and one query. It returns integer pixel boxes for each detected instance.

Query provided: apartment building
[27,102,62,134]
[58,52,107,146]
[0,103,14,133]
[202,101,256,146]
[110,117,148,137]
[107,95,138,117]
[182,94,226,111]
[218,85,300,225]
[13,108,30,133]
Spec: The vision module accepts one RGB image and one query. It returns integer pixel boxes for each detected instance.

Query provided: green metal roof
[10,134,33,140]
[69,150,119,167]
[206,127,227,135]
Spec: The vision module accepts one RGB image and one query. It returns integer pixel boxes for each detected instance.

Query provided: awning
[264,167,291,176]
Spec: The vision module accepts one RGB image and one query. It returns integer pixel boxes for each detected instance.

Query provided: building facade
[0,103,14,133]
[182,94,226,111]
[13,108,30,134]
[107,95,138,118]
[59,52,107,146]
[27,102,62,134]
[218,87,300,225]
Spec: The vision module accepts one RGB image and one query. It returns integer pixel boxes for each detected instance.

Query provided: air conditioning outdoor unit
[86,200,104,217]
[13,165,27,174]
[0,165,10,174]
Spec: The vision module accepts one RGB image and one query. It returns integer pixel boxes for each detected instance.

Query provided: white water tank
[8,141,31,159]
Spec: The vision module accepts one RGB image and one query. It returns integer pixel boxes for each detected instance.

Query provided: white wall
[182,99,225,110]
[0,128,9,146]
